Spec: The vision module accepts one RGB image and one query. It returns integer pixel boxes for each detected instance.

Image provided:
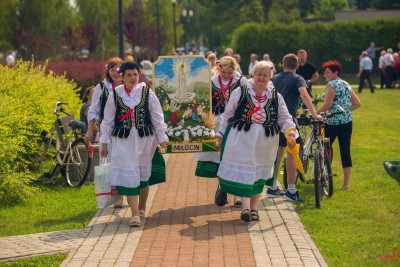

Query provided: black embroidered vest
[228,86,280,137]
[212,76,242,116]
[99,82,109,122]
[111,86,154,138]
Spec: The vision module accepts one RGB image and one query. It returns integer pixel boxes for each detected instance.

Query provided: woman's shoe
[240,209,251,223]
[130,216,141,227]
[139,209,146,217]
[234,196,242,206]
[250,210,259,221]
[341,185,350,190]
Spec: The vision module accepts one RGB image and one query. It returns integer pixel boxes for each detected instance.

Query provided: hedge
[0,60,81,205]
[232,19,400,75]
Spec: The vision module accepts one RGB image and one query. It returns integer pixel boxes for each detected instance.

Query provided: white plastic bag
[94,157,118,208]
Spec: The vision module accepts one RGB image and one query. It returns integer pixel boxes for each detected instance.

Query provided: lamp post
[156,0,161,57]
[118,0,124,59]
[182,9,187,54]
[171,0,177,52]
[188,10,193,51]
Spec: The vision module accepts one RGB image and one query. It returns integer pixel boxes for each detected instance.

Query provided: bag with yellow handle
[285,127,305,174]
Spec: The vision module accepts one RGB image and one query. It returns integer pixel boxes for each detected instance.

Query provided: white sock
[269,177,278,190]
[287,184,297,194]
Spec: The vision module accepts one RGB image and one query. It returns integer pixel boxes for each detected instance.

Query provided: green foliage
[0,60,81,205]
[232,19,400,75]
[0,173,37,206]
[0,253,67,266]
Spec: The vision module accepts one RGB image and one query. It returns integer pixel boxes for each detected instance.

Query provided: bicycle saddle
[69,120,86,131]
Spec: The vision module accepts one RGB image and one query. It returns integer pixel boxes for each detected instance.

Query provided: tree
[0,0,18,51]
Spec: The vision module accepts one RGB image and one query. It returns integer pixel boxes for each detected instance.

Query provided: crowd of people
[76,43,364,225]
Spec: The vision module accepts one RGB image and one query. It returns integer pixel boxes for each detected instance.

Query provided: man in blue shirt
[357,51,374,93]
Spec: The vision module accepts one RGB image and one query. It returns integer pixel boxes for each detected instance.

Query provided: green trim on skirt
[116,186,140,196]
[195,161,219,178]
[116,148,166,196]
[220,178,266,197]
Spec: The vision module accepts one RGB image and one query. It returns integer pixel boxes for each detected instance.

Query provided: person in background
[383,48,394,88]
[5,50,16,67]
[296,49,319,97]
[216,60,298,222]
[316,60,361,190]
[194,56,247,206]
[393,52,400,88]
[207,52,218,74]
[224,48,234,57]
[100,62,168,227]
[85,56,124,207]
[80,86,95,136]
[378,50,386,89]
[357,51,374,93]
[366,41,383,71]
[267,54,321,202]
[233,53,243,75]
[263,53,276,74]
[248,53,258,77]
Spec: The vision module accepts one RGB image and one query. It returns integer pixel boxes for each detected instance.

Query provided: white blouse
[99,82,168,144]
[87,78,113,123]
[218,80,298,138]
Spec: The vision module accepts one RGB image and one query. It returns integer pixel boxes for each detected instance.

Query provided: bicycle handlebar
[297,105,344,126]
[53,102,70,116]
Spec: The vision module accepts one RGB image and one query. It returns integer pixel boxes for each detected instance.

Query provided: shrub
[232,19,400,74]
[0,60,81,205]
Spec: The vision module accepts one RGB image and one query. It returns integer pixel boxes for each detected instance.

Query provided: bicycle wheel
[65,138,91,187]
[314,148,323,209]
[322,150,333,197]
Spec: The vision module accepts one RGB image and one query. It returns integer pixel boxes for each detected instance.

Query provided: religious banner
[153,55,218,153]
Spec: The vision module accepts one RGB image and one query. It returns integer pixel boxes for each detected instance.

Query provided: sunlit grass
[279,87,400,266]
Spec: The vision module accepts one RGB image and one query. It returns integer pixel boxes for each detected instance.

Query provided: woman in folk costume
[216,61,298,222]
[100,62,168,227]
[85,57,125,208]
[193,56,247,205]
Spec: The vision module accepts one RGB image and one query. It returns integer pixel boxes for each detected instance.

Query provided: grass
[0,254,67,267]
[0,180,97,237]
[0,83,399,266]
[280,86,400,267]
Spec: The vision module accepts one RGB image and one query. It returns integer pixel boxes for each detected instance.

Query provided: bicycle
[39,102,91,187]
[295,105,344,208]
[282,94,324,189]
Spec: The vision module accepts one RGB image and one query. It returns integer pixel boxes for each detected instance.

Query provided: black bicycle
[296,106,344,208]
[39,102,91,187]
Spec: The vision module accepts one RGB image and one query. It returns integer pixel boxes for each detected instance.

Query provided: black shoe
[250,210,259,221]
[240,209,251,223]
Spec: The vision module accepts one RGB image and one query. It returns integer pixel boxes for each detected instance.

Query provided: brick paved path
[0,153,327,267]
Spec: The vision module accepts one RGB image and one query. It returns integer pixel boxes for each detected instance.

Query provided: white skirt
[217,124,279,185]
[109,129,157,188]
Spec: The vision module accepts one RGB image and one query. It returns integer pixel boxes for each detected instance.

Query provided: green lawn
[285,87,400,267]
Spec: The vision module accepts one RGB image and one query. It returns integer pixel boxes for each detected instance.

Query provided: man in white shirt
[5,51,16,67]
[378,50,386,88]
[383,48,394,88]
[357,51,374,93]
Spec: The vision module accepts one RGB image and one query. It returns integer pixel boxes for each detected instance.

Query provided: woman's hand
[101,144,108,158]
[217,136,223,149]
[160,141,167,149]
[84,130,93,146]
[288,135,296,149]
